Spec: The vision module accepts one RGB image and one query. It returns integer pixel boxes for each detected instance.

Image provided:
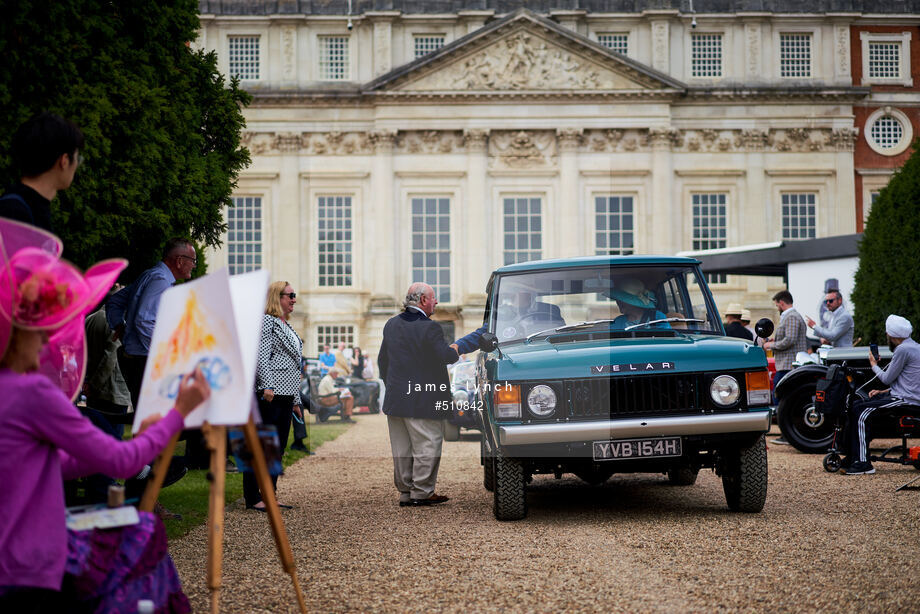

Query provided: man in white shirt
[318,368,354,422]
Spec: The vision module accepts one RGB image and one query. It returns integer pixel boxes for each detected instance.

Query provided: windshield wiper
[525,319,618,343]
[624,317,705,331]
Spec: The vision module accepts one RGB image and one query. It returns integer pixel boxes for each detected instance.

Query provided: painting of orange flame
[152,290,216,379]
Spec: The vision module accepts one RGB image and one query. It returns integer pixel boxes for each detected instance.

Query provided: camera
[691,17,697,29]
[347,18,353,31]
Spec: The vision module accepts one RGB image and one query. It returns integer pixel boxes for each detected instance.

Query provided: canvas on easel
[131,268,307,613]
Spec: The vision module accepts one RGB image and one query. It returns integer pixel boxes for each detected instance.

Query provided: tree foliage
[851,143,920,343]
[0,0,250,279]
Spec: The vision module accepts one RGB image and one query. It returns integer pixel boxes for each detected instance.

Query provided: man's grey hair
[404,282,429,309]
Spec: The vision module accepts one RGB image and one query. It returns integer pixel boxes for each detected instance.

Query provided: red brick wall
[851,25,920,93]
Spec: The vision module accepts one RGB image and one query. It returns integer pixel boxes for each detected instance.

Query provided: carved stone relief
[403,31,642,91]
[745,24,761,78]
[239,127,859,157]
[489,130,556,168]
[835,25,851,78]
[396,131,464,154]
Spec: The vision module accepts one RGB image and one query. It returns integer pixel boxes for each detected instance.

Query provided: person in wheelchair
[844,314,920,475]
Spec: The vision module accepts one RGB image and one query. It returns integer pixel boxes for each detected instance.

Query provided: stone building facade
[196,1,920,356]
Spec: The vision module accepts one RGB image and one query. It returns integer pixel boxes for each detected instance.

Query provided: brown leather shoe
[410,493,449,507]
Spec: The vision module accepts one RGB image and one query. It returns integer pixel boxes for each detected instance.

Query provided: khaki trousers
[386,415,444,501]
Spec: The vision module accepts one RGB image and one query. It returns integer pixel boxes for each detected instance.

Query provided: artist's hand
[293,405,303,419]
[263,388,275,402]
[175,366,211,418]
[136,413,162,436]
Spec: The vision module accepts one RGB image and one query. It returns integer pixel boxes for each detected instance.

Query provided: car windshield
[491,264,721,344]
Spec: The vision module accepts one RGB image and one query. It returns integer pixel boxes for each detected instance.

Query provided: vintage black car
[775,346,895,453]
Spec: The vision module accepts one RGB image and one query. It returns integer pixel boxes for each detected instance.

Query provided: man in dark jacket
[723,303,754,341]
[379,282,460,507]
[0,113,84,232]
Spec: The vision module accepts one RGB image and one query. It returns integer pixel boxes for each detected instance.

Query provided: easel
[140,416,308,613]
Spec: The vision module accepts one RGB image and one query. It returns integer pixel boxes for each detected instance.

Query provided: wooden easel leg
[203,424,227,614]
[243,417,308,614]
[139,434,180,512]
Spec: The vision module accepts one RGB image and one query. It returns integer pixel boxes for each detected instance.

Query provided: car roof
[495,255,701,274]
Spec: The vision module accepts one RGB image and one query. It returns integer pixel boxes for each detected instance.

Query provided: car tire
[444,421,461,442]
[667,465,699,486]
[482,438,495,492]
[493,450,527,521]
[777,381,835,454]
[721,434,768,513]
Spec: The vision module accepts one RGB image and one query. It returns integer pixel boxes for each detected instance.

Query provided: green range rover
[473,256,774,521]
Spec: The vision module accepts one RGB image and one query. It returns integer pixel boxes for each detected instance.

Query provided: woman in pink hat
[0,219,210,613]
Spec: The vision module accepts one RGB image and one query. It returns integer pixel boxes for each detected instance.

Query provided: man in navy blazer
[379,282,460,507]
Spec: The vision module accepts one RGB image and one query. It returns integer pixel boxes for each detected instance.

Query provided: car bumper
[497,411,771,446]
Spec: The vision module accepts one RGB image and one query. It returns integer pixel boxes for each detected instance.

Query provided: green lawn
[158,419,353,539]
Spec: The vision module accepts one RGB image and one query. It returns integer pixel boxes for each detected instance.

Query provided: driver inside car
[500,290,566,336]
[607,277,671,330]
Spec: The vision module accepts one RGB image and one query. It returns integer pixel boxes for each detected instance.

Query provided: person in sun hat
[0,218,210,613]
[842,314,920,476]
[608,276,671,330]
[723,303,753,341]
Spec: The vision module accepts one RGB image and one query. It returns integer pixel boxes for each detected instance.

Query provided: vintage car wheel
[721,435,768,513]
[777,382,836,454]
[493,451,527,521]
[444,421,461,442]
[667,465,699,486]
[482,438,495,492]
[574,465,615,485]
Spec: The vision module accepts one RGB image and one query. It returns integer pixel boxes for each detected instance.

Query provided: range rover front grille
[564,374,703,418]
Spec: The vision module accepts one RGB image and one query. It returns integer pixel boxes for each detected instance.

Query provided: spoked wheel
[777,383,836,453]
[823,453,842,473]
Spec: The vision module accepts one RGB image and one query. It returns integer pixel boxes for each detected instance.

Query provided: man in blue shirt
[318,344,336,376]
[106,238,197,407]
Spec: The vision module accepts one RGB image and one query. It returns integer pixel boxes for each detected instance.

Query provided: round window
[865,108,913,156]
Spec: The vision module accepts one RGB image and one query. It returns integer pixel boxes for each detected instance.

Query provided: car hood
[492,335,767,381]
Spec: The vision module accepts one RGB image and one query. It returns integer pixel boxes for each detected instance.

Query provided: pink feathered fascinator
[0,218,126,400]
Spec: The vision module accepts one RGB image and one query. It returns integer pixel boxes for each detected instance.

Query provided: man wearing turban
[844,314,920,475]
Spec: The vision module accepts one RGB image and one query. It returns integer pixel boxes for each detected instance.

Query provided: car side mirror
[755,318,774,339]
[479,332,499,352]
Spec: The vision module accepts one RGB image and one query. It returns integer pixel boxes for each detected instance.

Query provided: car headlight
[453,390,469,404]
[710,375,740,406]
[527,385,557,417]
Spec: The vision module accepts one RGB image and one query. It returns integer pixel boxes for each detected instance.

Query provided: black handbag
[815,364,850,417]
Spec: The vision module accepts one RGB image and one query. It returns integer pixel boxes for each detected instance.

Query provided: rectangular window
[595,196,634,256]
[319,36,350,80]
[228,35,260,80]
[317,196,353,286]
[780,33,812,78]
[316,325,354,353]
[868,41,901,79]
[781,193,817,240]
[691,33,723,78]
[598,33,629,55]
[411,197,451,303]
[414,35,445,58]
[503,197,542,266]
[692,193,727,283]
[227,197,263,275]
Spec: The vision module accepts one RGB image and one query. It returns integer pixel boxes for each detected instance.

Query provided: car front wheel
[720,435,768,513]
[493,450,527,521]
[777,381,835,453]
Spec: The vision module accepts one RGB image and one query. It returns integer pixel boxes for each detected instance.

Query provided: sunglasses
[824,298,837,305]
[280,292,297,299]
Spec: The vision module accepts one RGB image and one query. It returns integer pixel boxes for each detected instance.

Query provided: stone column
[372,17,394,77]
[557,128,582,258]
[370,130,397,299]
[832,128,858,234]
[651,20,670,74]
[743,22,762,83]
[648,127,676,251]
[273,133,302,284]
[740,129,769,244]
[464,129,490,306]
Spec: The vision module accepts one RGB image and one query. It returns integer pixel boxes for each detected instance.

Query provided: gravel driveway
[170,414,920,613]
